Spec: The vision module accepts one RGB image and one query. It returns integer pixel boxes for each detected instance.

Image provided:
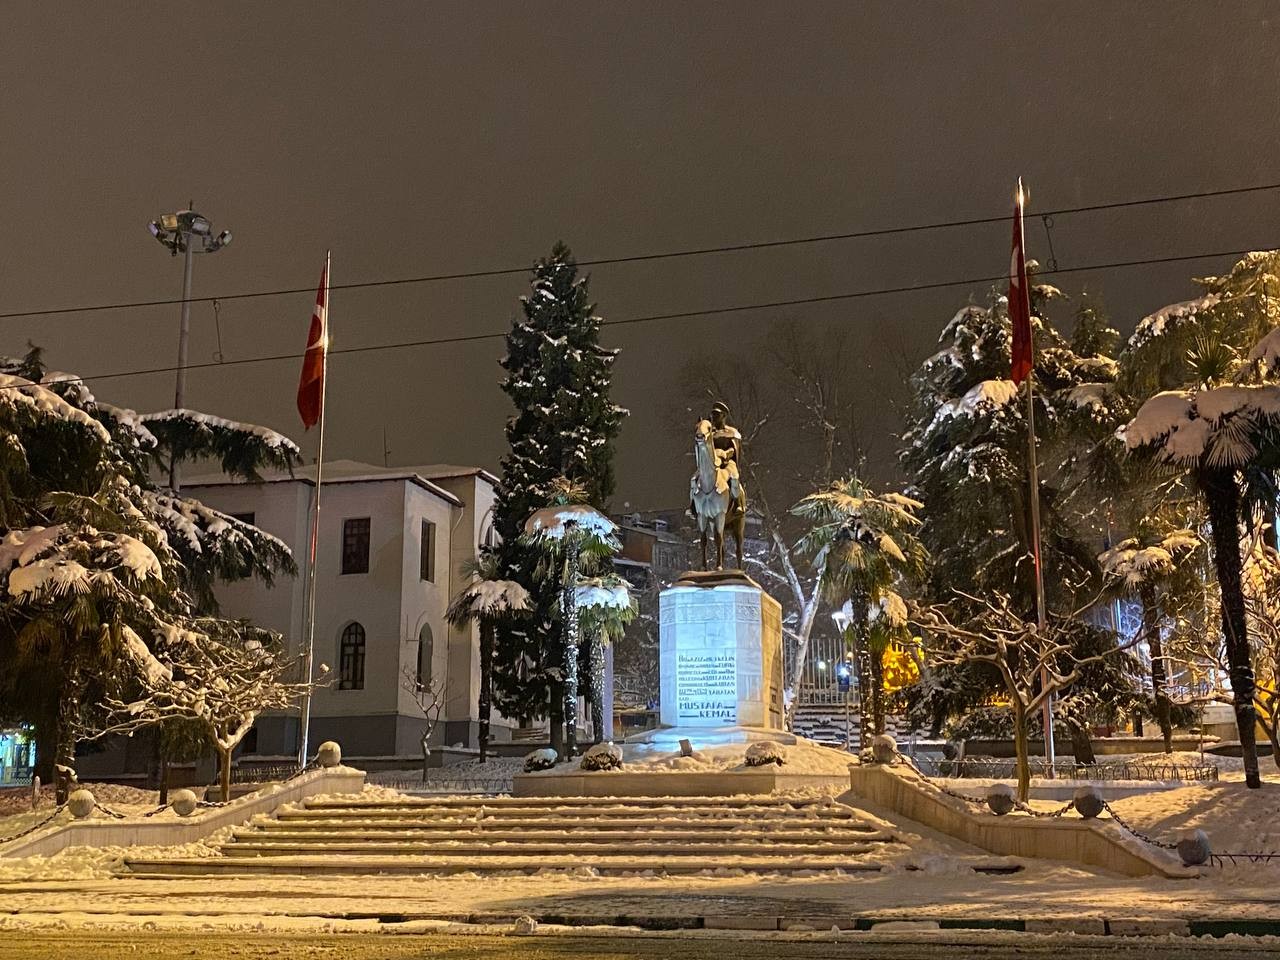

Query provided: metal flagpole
[297,251,331,770]
[1016,183,1056,772]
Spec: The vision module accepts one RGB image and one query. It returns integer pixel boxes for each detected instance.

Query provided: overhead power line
[1,180,1278,322]
[8,243,1270,394]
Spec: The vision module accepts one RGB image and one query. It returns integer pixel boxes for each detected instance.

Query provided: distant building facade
[88,459,504,768]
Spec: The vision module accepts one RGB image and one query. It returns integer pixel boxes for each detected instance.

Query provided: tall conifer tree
[491,243,626,735]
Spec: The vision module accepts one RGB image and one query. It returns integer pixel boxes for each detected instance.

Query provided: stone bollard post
[1072,785,1104,819]
[66,789,96,820]
[870,734,898,765]
[169,788,199,817]
[316,741,342,768]
[986,783,1015,816]
[1177,829,1211,866]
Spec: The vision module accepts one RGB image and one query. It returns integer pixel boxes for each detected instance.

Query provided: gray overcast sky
[2,2,1278,508]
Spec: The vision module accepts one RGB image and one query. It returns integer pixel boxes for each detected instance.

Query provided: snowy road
[3,931,1280,959]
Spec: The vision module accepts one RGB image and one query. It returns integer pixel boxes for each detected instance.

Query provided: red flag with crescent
[297,258,328,429]
[1009,183,1033,386]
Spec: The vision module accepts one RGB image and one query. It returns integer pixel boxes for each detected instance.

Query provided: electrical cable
[4,243,1269,393]
[1,181,1277,322]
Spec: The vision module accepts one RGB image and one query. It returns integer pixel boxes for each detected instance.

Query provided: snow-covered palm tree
[1121,325,1280,788]
[523,478,620,758]
[445,556,530,763]
[792,477,927,741]
[1098,527,1200,753]
[575,574,634,742]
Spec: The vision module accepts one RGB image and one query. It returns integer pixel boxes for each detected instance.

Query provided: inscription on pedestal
[675,651,737,722]
[660,579,783,730]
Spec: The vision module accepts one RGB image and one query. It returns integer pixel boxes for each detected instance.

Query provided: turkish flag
[1009,184,1033,386]
[297,258,328,429]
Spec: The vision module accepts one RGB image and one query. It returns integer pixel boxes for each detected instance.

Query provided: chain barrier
[0,805,66,845]
[92,801,129,820]
[1099,799,1179,850]
[1014,799,1074,819]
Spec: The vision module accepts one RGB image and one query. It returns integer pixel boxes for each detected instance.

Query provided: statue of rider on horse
[687,400,747,571]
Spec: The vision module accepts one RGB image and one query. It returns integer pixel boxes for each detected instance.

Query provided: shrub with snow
[744,741,786,767]
[579,742,623,771]
[523,748,558,773]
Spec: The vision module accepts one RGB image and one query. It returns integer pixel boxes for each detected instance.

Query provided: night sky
[3,3,1278,508]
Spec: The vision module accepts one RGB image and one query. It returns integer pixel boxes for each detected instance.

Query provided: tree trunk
[420,731,431,781]
[589,633,605,743]
[868,647,886,735]
[1200,466,1263,788]
[218,745,232,804]
[1012,704,1031,802]
[561,539,581,759]
[849,593,873,752]
[478,622,494,764]
[777,528,823,721]
[1141,586,1174,754]
[1068,720,1095,765]
[54,661,82,805]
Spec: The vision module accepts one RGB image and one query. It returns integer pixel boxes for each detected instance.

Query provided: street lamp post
[148,206,232,490]
[831,604,857,754]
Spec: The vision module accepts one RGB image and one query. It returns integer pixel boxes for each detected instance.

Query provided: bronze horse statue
[690,418,746,570]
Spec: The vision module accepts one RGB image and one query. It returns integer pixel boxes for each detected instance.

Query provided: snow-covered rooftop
[181,459,499,507]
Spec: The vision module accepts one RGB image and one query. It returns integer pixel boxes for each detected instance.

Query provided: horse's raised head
[694,419,713,443]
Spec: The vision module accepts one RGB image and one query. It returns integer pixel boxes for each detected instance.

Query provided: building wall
[186,472,488,758]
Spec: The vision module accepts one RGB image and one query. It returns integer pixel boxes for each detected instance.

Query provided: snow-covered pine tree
[0,347,299,784]
[900,286,1127,741]
[490,244,626,741]
[899,284,1103,611]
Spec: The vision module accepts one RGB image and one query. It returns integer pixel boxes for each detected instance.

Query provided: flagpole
[1016,181,1056,773]
[297,250,331,770]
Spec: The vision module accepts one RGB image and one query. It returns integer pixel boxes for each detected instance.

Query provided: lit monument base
[657,570,784,732]
[622,723,795,760]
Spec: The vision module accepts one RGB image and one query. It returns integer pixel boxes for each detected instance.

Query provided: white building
[185,459,502,761]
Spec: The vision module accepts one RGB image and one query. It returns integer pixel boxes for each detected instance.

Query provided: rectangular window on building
[230,512,256,526]
[342,518,371,574]
[420,519,436,582]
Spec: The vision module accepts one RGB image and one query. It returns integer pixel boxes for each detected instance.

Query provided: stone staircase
[121,794,911,877]
[790,702,860,749]
[788,705,924,753]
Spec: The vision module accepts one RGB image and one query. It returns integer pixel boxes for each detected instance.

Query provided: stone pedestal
[658,573,783,730]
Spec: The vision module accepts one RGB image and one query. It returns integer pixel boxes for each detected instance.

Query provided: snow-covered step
[295,798,844,814]
[219,839,888,858]
[270,814,870,829]
[121,793,912,877]
[237,826,888,842]
[121,854,894,877]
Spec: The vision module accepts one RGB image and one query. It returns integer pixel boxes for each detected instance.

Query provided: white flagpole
[1016,181,1056,772]
[297,250,331,770]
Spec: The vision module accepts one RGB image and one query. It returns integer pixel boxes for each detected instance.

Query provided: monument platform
[659,570,784,730]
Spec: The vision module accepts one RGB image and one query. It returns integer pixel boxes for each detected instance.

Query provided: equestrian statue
[688,400,748,570]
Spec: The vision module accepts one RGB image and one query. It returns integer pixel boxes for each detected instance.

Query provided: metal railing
[230,761,302,784]
[371,775,511,796]
[915,756,1220,783]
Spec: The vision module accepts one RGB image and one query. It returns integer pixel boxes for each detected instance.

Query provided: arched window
[417,623,433,685]
[339,622,366,690]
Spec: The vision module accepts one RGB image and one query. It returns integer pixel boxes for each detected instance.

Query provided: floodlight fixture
[146,204,233,488]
